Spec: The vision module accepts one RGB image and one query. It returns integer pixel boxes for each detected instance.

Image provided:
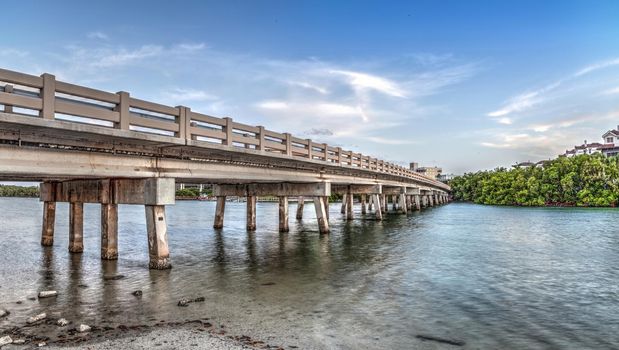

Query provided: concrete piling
[145,205,171,269]
[41,201,56,246]
[296,196,304,220]
[100,203,118,260]
[279,196,289,232]
[68,202,84,253]
[313,197,330,234]
[214,196,226,229]
[247,195,256,231]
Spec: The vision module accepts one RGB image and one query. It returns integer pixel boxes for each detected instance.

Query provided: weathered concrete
[372,194,383,221]
[323,196,330,221]
[145,205,171,269]
[361,194,367,214]
[100,203,118,260]
[68,202,84,253]
[213,196,225,229]
[296,196,304,220]
[41,178,175,205]
[381,194,387,213]
[313,197,330,234]
[279,197,289,232]
[398,193,407,214]
[331,184,382,195]
[41,201,56,246]
[213,182,330,197]
[247,195,257,231]
[346,192,354,220]
[414,195,421,210]
[340,193,347,214]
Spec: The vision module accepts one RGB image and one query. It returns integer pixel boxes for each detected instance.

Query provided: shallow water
[0,198,618,349]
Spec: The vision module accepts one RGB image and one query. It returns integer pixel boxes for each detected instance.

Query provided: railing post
[3,84,13,113]
[323,143,328,162]
[116,91,130,130]
[284,133,292,156]
[306,139,313,159]
[176,106,188,140]
[223,117,233,146]
[257,126,265,151]
[40,73,55,120]
[337,147,342,164]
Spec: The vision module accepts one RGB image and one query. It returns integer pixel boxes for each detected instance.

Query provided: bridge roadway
[0,68,451,269]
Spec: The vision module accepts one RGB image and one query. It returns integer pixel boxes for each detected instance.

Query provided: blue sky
[2,0,619,174]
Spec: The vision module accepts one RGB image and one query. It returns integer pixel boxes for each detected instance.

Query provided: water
[1,198,618,349]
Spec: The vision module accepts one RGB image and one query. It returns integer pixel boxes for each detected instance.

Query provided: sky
[2,0,619,174]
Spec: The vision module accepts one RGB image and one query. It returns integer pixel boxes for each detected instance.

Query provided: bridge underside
[0,113,451,270]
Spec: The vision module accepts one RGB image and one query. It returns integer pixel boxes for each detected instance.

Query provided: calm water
[0,198,618,349]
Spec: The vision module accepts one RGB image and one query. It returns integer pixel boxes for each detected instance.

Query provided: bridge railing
[0,68,449,190]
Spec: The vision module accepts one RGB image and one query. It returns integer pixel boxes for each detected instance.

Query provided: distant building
[564,140,603,157]
[437,174,456,182]
[409,162,442,180]
[600,127,619,157]
[514,161,535,168]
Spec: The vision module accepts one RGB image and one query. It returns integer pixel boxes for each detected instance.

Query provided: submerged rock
[27,313,47,324]
[132,290,143,297]
[177,299,191,307]
[194,297,205,302]
[0,309,9,318]
[57,318,70,327]
[78,324,91,332]
[0,335,13,347]
[38,291,58,298]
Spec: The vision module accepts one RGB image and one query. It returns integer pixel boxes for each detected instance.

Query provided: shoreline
[2,318,284,349]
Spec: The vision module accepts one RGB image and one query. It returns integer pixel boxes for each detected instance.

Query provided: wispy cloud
[329,70,407,98]
[366,136,417,145]
[0,48,28,57]
[165,88,218,102]
[574,57,619,77]
[487,81,561,118]
[87,31,109,40]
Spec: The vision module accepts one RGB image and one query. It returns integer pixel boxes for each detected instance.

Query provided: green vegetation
[0,185,39,197]
[175,187,212,198]
[449,154,619,207]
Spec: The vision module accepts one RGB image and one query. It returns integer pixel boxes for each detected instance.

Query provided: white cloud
[166,88,218,102]
[289,81,329,94]
[330,70,407,98]
[574,57,619,77]
[91,45,164,67]
[603,86,619,95]
[487,81,561,118]
[366,136,416,145]
[87,31,108,40]
[0,48,28,57]
[175,43,207,52]
[498,117,512,125]
[256,100,289,110]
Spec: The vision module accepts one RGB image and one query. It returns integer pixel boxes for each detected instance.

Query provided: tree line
[0,185,39,197]
[449,153,619,207]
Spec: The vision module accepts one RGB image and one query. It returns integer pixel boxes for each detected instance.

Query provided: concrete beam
[382,186,406,195]
[406,187,420,195]
[331,184,382,194]
[40,178,175,205]
[213,182,330,197]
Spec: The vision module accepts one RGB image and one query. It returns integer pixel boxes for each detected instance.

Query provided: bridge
[0,68,451,269]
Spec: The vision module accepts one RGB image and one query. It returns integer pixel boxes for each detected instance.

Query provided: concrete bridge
[0,68,451,269]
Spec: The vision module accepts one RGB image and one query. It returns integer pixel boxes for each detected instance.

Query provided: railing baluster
[307,139,312,160]
[3,84,12,113]
[257,126,265,151]
[116,91,130,130]
[284,133,292,156]
[40,73,55,120]
[223,117,233,146]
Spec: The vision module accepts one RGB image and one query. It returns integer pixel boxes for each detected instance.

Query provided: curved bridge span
[0,68,451,269]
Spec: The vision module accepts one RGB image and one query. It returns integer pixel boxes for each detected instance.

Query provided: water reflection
[1,199,618,349]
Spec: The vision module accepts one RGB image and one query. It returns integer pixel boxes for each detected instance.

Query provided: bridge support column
[429,195,434,207]
[41,201,56,246]
[405,195,411,213]
[313,197,330,234]
[296,196,304,220]
[279,196,289,232]
[381,194,387,213]
[214,196,226,229]
[372,194,383,221]
[398,193,407,214]
[323,196,330,221]
[414,195,421,210]
[391,195,397,211]
[146,205,171,269]
[421,195,427,208]
[346,192,353,220]
[361,194,367,214]
[69,202,84,253]
[101,203,118,260]
[368,195,374,211]
[340,193,347,214]
[247,195,257,231]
